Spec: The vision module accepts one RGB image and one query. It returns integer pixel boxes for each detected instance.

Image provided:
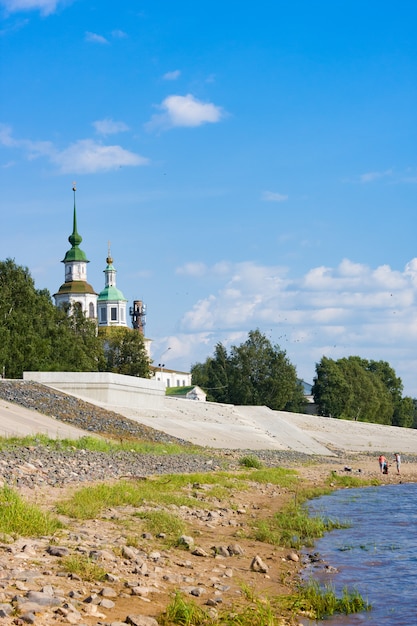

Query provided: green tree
[192,330,305,411]
[312,357,352,418]
[312,355,412,426]
[51,304,105,372]
[392,396,414,428]
[0,259,104,377]
[101,327,151,378]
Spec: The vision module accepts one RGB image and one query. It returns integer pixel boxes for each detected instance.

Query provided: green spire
[62,185,89,263]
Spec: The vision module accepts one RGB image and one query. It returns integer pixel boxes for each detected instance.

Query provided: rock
[228,543,244,555]
[100,587,118,597]
[125,615,159,626]
[287,551,299,562]
[46,546,69,557]
[212,545,230,557]
[250,555,269,573]
[178,535,194,549]
[192,547,209,557]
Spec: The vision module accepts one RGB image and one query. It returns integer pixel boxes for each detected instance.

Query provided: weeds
[159,592,211,625]
[0,485,63,537]
[0,434,198,456]
[61,554,107,582]
[238,455,263,469]
[289,580,370,618]
[134,510,187,543]
[253,500,346,549]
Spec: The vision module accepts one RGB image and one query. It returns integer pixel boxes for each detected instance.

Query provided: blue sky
[1,0,417,396]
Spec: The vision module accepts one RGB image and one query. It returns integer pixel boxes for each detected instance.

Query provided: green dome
[54,280,96,296]
[98,285,127,302]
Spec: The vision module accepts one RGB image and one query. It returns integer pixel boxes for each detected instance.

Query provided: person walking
[394,453,401,475]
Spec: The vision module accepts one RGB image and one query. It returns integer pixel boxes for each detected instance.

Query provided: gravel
[2,380,416,490]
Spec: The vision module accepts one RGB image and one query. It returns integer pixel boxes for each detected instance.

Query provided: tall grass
[0,485,63,537]
[289,580,370,618]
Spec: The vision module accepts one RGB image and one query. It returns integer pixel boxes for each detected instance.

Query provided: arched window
[89,302,95,318]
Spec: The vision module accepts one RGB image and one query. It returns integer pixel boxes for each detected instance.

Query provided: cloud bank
[174,258,417,395]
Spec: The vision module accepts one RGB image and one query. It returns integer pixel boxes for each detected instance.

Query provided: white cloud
[146,94,224,131]
[0,125,148,174]
[177,257,417,395]
[111,29,127,39]
[360,169,393,183]
[0,0,62,15]
[176,262,207,277]
[85,31,109,44]
[262,191,288,202]
[163,70,181,81]
[93,118,129,135]
[52,139,148,174]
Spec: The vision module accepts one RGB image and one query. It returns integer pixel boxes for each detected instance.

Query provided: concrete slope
[105,397,417,455]
[276,410,417,454]
[114,398,336,455]
[0,400,93,440]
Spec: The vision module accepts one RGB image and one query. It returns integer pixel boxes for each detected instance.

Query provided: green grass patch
[239,466,299,487]
[253,496,346,549]
[57,472,244,520]
[159,592,210,625]
[0,434,199,456]
[238,455,263,469]
[60,554,107,582]
[0,485,63,537]
[287,580,371,619]
[327,472,381,488]
[134,510,187,543]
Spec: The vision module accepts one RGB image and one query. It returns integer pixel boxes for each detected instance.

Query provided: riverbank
[1,444,416,626]
[0,381,416,624]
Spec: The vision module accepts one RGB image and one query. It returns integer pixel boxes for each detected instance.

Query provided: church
[53,187,192,388]
[54,185,132,330]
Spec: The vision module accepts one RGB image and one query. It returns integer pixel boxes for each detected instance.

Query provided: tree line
[1,259,416,428]
[0,259,151,379]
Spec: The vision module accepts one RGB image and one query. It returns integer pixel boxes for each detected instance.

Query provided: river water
[301,482,417,625]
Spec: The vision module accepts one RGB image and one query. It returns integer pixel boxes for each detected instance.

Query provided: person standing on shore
[394,453,401,475]
[379,455,386,473]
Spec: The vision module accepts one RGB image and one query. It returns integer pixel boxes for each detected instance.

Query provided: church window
[100,308,107,323]
[111,307,117,321]
[89,302,95,318]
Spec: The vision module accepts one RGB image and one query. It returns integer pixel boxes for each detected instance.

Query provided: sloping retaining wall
[23,372,166,410]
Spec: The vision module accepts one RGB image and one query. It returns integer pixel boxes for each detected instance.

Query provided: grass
[0,485,63,537]
[134,510,187,543]
[327,472,381,488]
[238,455,263,469]
[253,483,347,549]
[159,583,370,625]
[60,554,107,582]
[288,580,371,619]
[57,467,301,520]
[0,434,199,456]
